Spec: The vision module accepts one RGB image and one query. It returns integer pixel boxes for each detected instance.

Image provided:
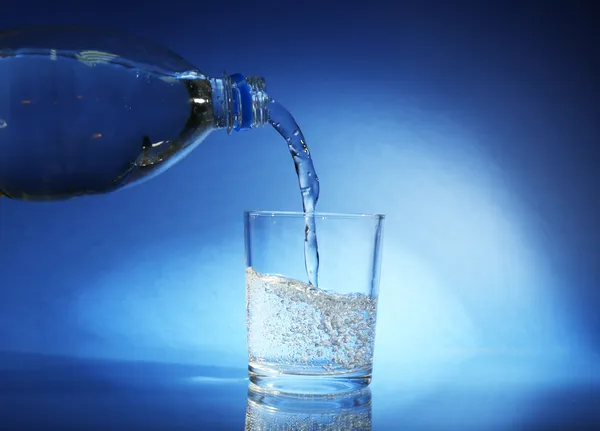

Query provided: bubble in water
[0,119,6,129]
[246,268,377,372]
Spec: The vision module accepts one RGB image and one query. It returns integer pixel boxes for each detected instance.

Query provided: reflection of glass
[244,211,384,395]
[245,383,372,431]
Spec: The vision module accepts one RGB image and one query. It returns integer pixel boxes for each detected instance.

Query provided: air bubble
[246,267,377,372]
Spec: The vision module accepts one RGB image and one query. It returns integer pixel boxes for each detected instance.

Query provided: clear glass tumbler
[244,211,384,395]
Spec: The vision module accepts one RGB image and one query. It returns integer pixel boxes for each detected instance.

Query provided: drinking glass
[244,211,384,395]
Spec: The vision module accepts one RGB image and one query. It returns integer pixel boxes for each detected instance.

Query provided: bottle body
[0,26,267,201]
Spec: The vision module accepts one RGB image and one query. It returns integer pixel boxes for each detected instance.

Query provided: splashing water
[268,100,320,287]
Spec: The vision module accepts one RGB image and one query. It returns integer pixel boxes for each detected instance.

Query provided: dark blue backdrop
[0,1,598,428]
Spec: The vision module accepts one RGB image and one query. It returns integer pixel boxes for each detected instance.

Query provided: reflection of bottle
[245,383,372,431]
[0,26,269,201]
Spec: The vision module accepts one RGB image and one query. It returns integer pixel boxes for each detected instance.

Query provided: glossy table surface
[0,351,598,430]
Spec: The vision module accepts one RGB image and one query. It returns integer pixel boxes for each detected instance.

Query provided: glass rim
[244,210,385,220]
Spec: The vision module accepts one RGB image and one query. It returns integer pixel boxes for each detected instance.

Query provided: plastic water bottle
[0,26,322,285]
[0,26,270,201]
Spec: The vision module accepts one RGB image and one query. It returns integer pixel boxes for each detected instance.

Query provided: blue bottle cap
[229,73,253,131]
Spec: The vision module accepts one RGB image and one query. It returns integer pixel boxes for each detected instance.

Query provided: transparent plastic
[0,26,269,201]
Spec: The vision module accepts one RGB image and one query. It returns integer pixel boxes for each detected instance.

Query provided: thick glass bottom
[248,363,372,396]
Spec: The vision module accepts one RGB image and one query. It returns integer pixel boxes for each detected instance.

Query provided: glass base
[248,364,372,396]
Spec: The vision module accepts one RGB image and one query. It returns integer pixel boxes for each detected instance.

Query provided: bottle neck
[210,73,270,134]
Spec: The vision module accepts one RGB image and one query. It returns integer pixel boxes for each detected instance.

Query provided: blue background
[0,1,598,429]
